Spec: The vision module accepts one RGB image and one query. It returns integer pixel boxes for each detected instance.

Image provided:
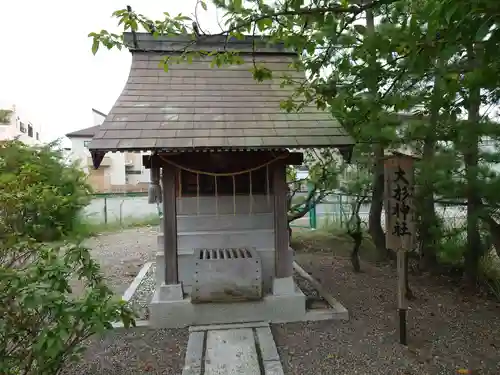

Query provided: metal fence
[290,193,467,231]
[83,193,160,224]
[84,192,467,230]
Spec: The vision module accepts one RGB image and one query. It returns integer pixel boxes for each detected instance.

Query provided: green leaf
[251,66,273,82]
[444,3,458,24]
[353,25,367,35]
[280,98,296,112]
[91,39,100,55]
[257,18,272,32]
[231,31,245,40]
[233,0,242,11]
[200,0,207,11]
[159,57,170,72]
[306,43,316,55]
[475,21,492,41]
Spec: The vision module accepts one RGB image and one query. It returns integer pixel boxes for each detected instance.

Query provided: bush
[0,141,136,374]
[436,225,467,265]
[0,140,92,242]
[0,240,136,374]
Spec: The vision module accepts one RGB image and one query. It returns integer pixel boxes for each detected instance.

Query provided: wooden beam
[286,152,303,165]
[162,163,179,284]
[272,160,293,278]
[143,151,304,169]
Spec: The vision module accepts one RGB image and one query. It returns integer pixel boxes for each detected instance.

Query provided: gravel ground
[129,264,156,320]
[294,269,332,310]
[66,228,500,375]
[294,269,320,298]
[64,228,188,375]
[73,226,159,296]
[63,328,188,375]
[273,253,500,375]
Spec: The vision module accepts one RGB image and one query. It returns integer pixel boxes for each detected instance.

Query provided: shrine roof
[88,33,354,167]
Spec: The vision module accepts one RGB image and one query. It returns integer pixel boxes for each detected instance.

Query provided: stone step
[158,229,275,251]
[162,213,274,232]
[182,323,284,375]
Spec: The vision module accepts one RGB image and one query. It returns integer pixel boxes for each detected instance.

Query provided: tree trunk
[351,233,363,272]
[464,168,483,287]
[364,4,388,261]
[463,45,483,287]
[417,151,439,270]
[349,231,363,272]
[369,145,388,260]
[417,63,441,271]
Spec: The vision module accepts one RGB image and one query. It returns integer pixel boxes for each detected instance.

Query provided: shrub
[0,140,92,242]
[436,225,467,265]
[0,239,136,375]
[0,140,136,374]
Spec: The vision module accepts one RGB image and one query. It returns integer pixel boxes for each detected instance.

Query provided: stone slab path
[182,322,284,375]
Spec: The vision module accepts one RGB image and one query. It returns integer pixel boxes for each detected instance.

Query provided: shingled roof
[66,125,100,138]
[89,33,354,164]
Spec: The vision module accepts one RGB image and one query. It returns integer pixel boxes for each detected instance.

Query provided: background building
[0,104,42,145]
[65,108,151,193]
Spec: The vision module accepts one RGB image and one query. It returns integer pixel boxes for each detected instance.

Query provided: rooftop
[66,124,100,138]
[89,33,354,166]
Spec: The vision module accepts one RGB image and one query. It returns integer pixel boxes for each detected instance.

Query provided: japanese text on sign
[391,166,412,237]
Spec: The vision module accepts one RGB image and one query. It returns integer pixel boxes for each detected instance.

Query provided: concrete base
[158,283,184,301]
[149,282,306,329]
[272,276,295,296]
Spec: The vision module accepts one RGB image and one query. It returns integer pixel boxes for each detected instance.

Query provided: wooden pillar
[272,161,292,278]
[162,163,179,284]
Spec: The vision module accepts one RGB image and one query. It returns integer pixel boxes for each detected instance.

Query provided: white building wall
[67,109,129,186]
[0,104,42,145]
[69,136,126,185]
[68,137,90,174]
[110,152,126,185]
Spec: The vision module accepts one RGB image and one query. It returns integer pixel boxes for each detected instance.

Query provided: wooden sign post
[383,152,416,346]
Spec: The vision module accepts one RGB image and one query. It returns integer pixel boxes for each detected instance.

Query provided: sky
[0,0,222,145]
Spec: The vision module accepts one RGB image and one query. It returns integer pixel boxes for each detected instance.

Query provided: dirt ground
[65,328,188,375]
[274,231,500,375]
[63,228,189,375]
[66,228,500,375]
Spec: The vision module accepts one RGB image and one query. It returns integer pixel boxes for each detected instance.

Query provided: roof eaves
[123,32,297,56]
[92,108,107,118]
[65,124,101,138]
[66,134,94,138]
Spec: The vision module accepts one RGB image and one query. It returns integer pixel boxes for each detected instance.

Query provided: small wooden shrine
[89,32,354,328]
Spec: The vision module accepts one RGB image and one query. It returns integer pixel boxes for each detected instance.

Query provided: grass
[292,218,500,301]
[69,214,161,239]
[479,250,500,300]
[291,216,380,262]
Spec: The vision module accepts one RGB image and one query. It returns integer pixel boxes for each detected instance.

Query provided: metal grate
[197,247,253,260]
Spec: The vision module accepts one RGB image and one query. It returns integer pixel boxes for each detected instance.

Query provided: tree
[337,157,372,272]
[91,0,500,288]
[0,140,136,374]
[0,109,12,124]
[0,140,92,242]
[287,149,343,223]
